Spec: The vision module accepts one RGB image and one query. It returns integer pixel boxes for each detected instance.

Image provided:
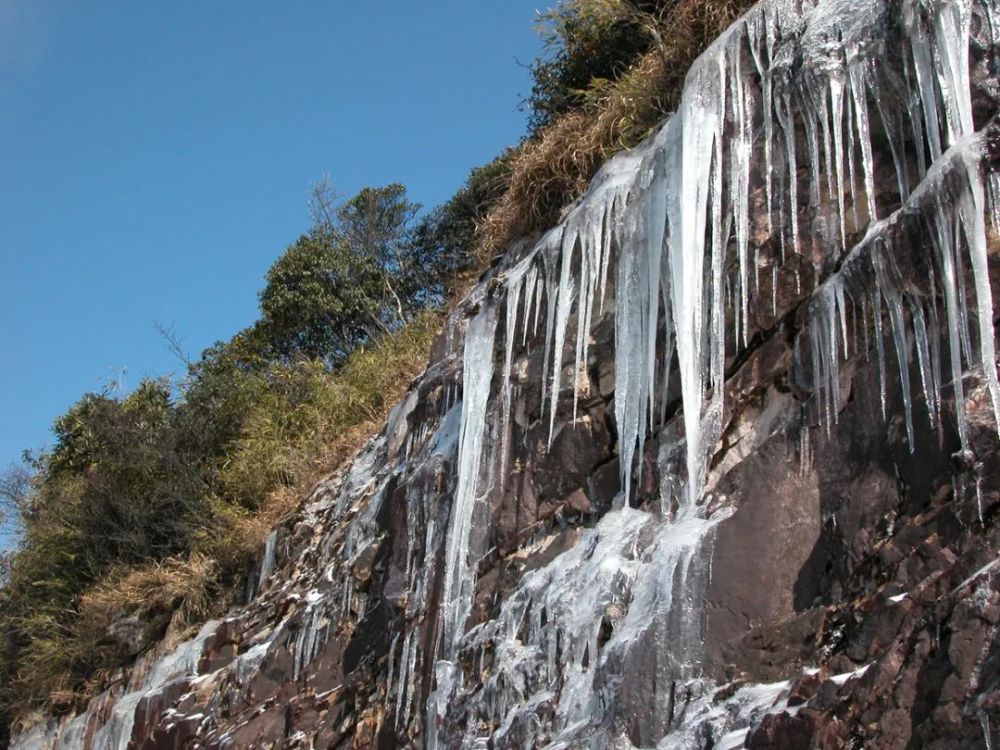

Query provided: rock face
[12,0,1000,747]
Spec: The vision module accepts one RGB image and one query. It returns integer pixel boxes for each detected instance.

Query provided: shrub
[408,151,515,296]
[525,0,661,132]
[219,310,443,510]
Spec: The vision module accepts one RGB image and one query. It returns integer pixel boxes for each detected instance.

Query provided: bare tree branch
[309,175,343,231]
[0,462,34,516]
[153,321,192,368]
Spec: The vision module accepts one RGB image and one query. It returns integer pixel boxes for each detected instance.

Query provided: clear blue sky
[0,1,545,545]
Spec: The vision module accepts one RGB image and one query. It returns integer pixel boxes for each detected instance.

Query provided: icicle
[844,73,861,234]
[777,90,801,253]
[672,60,723,507]
[803,94,824,210]
[548,227,578,444]
[540,237,560,418]
[645,151,669,434]
[830,74,848,248]
[748,12,774,235]
[385,631,399,711]
[957,144,1000,430]
[598,197,615,313]
[574,209,602,419]
[772,265,779,317]
[440,303,498,656]
[873,287,889,420]
[500,265,526,485]
[980,709,995,750]
[907,6,945,161]
[521,264,538,346]
[614,213,648,505]
[852,61,878,225]
[882,270,916,450]
[910,297,939,426]
[729,45,753,346]
[395,630,412,727]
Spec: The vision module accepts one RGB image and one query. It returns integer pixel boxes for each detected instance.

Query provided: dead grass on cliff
[475,0,755,261]
[217,310,444,562]
[78,554,218,637]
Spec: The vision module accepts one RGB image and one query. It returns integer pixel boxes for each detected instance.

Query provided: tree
[260,183,425,366]
[335,184,421,323]
[43,379,209,572]
[0,463,33,520]
[176,327,269,465]
[259,227,385,365]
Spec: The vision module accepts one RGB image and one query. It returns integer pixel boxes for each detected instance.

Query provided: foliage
[174,329,269,469]
[0,309,442,725]
[525,0,661,132]
[259,227,385,365]
[219,310,442,509]
[409,151,515,296]
[260,183,435,367]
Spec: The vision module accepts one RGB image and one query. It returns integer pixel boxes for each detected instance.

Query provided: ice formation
[425,0,1000,744]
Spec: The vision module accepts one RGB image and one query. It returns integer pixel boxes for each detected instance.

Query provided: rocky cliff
[13,0,1000,747]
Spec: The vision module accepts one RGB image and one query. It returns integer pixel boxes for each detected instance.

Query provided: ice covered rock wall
[12,0,1000,747]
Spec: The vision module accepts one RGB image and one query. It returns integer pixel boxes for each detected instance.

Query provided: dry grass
[217,310,445,560]
[77,553,218,635]
[476,0,755,260]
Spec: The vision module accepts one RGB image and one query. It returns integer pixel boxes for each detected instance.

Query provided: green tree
[260,183,427,365]
[334,183,422,322]
[44,379,210,572]
[259,227,385,365]
[175,328,269,467]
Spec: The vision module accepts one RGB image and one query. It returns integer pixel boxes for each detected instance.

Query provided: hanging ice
[429,0,1000,743]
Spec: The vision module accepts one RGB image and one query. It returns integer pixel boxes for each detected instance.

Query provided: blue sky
[0,1,545,545]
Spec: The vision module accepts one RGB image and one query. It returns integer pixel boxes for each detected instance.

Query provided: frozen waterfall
[429,0,1000,745]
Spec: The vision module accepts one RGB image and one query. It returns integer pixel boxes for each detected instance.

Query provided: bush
[219,310,443,509]
[408,151,515,296]
[478,0,757,258]
[525,0,661,132]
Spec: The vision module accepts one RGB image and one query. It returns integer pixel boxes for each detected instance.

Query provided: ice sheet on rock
[656,678,792,750]
[799,135,1000,444]
[257,529,278,591]
[86,620,221,750]
[141,619,220,691]
[449,508,723,746]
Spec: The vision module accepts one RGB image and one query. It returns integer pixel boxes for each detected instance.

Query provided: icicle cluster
[476,0,999,519]
[804,136,1000,447]
[427,0,999,744]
